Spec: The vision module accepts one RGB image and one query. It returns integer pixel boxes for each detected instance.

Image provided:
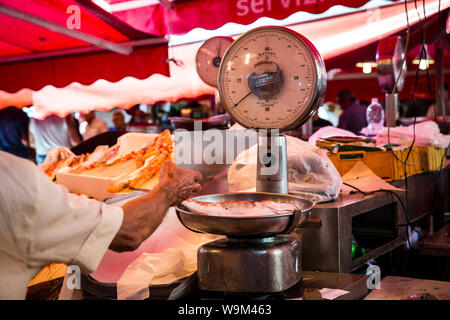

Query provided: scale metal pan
[175,192,313,238]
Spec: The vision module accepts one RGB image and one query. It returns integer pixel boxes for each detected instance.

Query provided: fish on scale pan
[181,199,299,217]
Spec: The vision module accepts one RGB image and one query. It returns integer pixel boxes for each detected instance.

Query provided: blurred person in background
[71,113,83,142]
[125,104,147,124]
[82,110,109,140]
[322,102,341,126]
[29,114,82,164]
[0,106,30,159]
[337,89,368,134]
[112,110,127,131]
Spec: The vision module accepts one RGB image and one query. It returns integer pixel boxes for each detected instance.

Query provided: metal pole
[256,132,288,194]
[385,93,398,127]
[0,37,168,64]
[434,40,445,117]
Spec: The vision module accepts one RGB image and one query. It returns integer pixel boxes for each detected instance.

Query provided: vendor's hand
[39,147,74,171]
[113,162,201,252]
[155,161,202,206]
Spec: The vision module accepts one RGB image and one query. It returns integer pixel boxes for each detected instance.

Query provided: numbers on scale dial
[219,28,318,130]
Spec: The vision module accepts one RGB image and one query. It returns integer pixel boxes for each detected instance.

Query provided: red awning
[0,0,169,93]
[0,0,130,54]
[0,44,169,92]
[1,0,448,116]
[110,0,372,36]
[0,0,379,95]
[23,0,447,119]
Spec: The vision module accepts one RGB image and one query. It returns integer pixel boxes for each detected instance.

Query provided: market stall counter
[364,276,450,300]
[299,191,407,273]
[58,271,368,301]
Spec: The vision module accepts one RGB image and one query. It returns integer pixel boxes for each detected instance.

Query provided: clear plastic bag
[376,121,450,148]
[228,134,342,203]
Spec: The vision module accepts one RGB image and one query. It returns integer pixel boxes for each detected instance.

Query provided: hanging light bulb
[412,44,435,70]
[363,63,372,74]
[418,59,431,70]
[356,62,377,74]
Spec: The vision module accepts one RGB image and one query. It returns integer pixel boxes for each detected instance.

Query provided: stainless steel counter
[298,191,407,273]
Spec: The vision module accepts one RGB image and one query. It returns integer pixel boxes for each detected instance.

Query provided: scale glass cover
[376,36,406,93]
[196,36,234,87]
[218,26,326,131]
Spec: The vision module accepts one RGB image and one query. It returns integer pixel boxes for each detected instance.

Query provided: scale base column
[197,234,302,293]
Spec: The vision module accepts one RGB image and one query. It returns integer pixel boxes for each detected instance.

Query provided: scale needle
[233,91,252,108]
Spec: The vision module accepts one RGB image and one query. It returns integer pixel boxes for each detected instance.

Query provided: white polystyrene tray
[115,132,159,157]
[55,133,158,200]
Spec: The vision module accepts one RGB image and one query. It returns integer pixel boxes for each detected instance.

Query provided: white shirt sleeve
[0,152,124,299]
[27,166,124,274]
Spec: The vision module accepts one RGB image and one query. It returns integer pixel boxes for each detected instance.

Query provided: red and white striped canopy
[0,0,448,118]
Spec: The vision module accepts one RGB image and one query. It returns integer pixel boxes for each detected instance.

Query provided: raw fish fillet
[181,199,299,217]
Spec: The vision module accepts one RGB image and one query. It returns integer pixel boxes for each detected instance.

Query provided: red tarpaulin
[0,0,130,54]
[0,0,448,116]
[0,44,169,92]
[0,0,169,93]
[110,0,372,36]
[23,0,447,119]
[0,0,378,96]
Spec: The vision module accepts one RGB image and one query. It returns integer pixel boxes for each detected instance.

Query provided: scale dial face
[196,36,234,87]
[218,26,326,131]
